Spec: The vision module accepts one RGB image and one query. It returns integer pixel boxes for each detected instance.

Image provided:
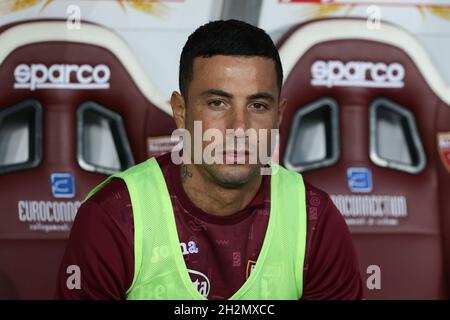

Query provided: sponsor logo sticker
[51,173,75,198]
[347,167,373,193]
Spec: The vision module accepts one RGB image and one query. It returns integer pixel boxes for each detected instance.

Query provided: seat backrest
[278,18,450,299]
[0,20,176,298]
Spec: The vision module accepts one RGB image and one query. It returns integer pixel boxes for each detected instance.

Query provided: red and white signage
[438,132,450,173]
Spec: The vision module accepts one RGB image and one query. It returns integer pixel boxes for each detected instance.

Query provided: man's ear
[277,97,287,128]
[170,91,186,129]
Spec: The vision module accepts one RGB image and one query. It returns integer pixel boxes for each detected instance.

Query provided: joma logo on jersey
[150,245,170,263]
[180,240,199,256]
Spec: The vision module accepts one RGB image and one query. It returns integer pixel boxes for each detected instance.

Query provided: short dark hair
[179,19,283,99]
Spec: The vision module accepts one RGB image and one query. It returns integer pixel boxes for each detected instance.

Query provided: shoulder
[73,177,133,242]
[71,177,133,251]
[304,181,331,208]
[303,180,339,224]
[303,179,350,246]
[87,178,129,208]
[301,180,364,300]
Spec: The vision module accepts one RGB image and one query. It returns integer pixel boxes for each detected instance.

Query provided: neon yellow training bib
[85,157,307,300]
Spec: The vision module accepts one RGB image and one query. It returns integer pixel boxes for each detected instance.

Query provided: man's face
[172,55,286,188]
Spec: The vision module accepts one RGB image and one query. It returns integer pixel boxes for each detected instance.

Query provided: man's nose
[229,105,248,132]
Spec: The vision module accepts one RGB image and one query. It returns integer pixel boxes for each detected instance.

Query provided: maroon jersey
[55,153,363,299]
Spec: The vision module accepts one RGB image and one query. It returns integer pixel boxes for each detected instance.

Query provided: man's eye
[208,100,226,108]
[251,103,268,111]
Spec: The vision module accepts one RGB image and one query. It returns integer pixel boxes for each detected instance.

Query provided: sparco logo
[311,60,405,88]
[14,63,111,90]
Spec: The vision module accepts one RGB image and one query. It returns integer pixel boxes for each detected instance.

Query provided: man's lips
[221,149,255,164]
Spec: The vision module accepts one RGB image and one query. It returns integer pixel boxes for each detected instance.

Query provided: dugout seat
[0,20,176,299]
[277,18,450,299]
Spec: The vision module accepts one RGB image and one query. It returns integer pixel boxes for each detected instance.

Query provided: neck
[180,164,262,216]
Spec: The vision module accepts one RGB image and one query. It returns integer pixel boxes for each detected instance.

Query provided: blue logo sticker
[51,173,75,198]
[347,167,372,193]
